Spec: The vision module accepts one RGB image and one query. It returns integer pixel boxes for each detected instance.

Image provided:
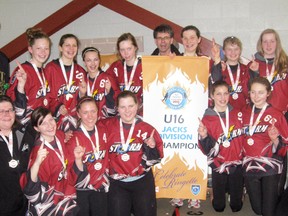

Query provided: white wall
[1,0,288,72]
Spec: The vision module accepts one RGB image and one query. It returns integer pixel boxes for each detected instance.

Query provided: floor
[156,195,258,216]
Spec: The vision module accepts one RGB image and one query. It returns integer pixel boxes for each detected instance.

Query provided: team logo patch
[162,87,187,110]
[191,184,201,196]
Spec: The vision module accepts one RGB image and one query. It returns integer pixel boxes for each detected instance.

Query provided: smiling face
[154,32,173,56]
[34,114,57,142]
[77,100,98,131]
[223,43,241,65]
[181,29,201,56]
[250,82,270,108]
[211,85,230,112]
[59,37,78,63]
[29,38,50,68]
[0,101,15,133]
[83,51,100,76]
[261,33,277,58]
[117,96,138,124]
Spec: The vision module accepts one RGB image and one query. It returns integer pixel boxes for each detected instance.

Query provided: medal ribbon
[214,107,229,139]
[31,62,47,96]
[87,73,99,97]
[265,59,275,83]
[59,58,74,93]
[120,118,136,152]
[124,58,138,90]
[41,136,66,169]
[80,124,99,153]
[249,103,268,136]
[0,131,13,157]
[226,63,240,92]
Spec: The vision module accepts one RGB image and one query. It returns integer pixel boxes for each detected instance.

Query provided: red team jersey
[242,104,288,176]
[20,130,77,216]
[85,70,120,119]
[67,121,109,192]
[198,106,244,173]
[7,61,50,125]
[102,116,164,180]
[106,58,143,115]
[248,55,288,114]
[45,59,86,131]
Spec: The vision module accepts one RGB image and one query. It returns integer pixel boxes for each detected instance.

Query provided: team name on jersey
[216,126,243,144]
[83,150,106,163]
[94,93,105,101]
[109,142,143,153]
[36,86,51,98]
[243,125,269,135]
[232,85,243,93]
[120,85,141,94]
[57,84,79,97]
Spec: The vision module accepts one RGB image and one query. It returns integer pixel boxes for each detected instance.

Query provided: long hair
[256,29,288,77]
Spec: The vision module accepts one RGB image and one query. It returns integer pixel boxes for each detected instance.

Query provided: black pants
[77,190,108,216]
[245,174,281,216]
[212,166,243,212]
[108,170,157,216]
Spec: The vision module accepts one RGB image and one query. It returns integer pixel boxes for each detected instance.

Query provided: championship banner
[142,56,209,200]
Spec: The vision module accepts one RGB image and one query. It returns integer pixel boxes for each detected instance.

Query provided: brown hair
[116,91,138,107]
[256,29,288,77]
[181,25,202,55]
[116,33,138,60]
[26,27,51,47]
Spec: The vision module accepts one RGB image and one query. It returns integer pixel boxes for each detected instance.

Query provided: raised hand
[249,55,259,72]
[268,119,279,145]
[74,137,85,160]
[105,77,112,94]
[64,130,73,143]
[15,60,27,93]
[35,142,49,166]
[79,79,87,97]
[144,129,156,148]
[59,104,68,116]
[211,38,221,64]
[198,117,208,139]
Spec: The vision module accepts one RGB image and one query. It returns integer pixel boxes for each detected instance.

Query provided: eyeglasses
[156,36,171,41]
[0,108,15,116]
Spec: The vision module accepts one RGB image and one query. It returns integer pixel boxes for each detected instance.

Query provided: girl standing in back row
[248,29,288,118]
[45,34,86,132]
[106,33,143,116]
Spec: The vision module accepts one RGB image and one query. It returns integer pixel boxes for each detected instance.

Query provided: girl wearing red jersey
[248,29,288,117]
[198,80,244,212]
[45,34,86,132]
[81,47,120,119]
[20,107,78,216]
[106,33,143,116]
[104,91,163,216]
[242,77,288,216]
[211,36,250,110]
[7,28,51,126]
[67,97,109,216]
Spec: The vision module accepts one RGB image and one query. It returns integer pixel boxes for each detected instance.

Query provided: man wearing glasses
[151,24,181,56]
